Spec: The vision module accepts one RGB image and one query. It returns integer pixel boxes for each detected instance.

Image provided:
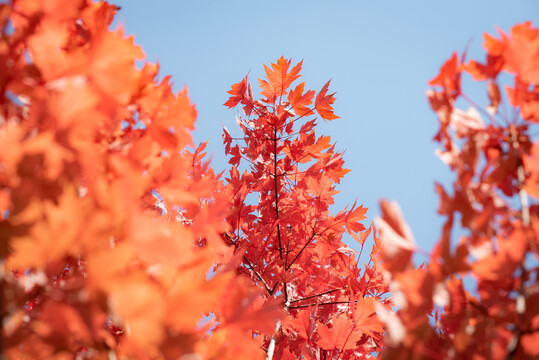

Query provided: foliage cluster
[0,1,537,359]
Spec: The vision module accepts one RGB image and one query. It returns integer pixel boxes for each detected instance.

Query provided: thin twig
[285,232,317,271]
[289,287,345,304]
[461,92,498,125]
[289,300,351,310]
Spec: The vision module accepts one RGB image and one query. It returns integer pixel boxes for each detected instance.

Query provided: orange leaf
[288,81,315,116]
[129,210,198,268]
[224,76,248,108]
[33,301,93,348]
[90,29,145,104]
[283,307,316,340]
[8,186,86,269]
[218,278,284,334]
[375,200,416,258]
[500,21,539,84]
[259,56,302,103]
[428,52,460,97]
[305,174,340,203]
[374,200,416,274]
[317,313,362,350]
[351,296,384,337]
[110,280,165,348]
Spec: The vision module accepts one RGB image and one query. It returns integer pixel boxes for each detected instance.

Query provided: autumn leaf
[33,301,94,348]
[338,201,368,234]
[317,313,362,350]
[128,210,199,268]
[375,199,416,259]
[15,0,85,23]
[224,76,248,108]
[305,174,340,205]
[283,307,316,340]
[429,52,460,98]
[288,81,315,116]
[218,278,285,334]
[460,33,504,81]
[90,29,145,104]
[314,80,339,120]
[500,21,539,84]
[109,280,165,348]
[259,56,302,102]
[351,296,384,337]
[8,186,87,269]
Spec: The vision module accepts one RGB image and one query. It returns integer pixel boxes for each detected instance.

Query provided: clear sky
[113,1,538,256]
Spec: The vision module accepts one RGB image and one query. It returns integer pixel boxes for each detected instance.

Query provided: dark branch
[289,300,352,310]
[285,233,317,271]
[289,287,345,304]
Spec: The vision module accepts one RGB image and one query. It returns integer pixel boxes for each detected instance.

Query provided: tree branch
[289,287,345,304]
[273,127,284,261]
[267,120,288,360]
[289,300,351,310]
[285,232,317,271]
[266,292,290,360]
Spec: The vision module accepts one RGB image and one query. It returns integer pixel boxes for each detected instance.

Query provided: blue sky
[113,1,538,256]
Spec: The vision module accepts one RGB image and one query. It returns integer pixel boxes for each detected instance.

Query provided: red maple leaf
[317,313,362,351]
[288,81,315,117]
[314,80,339,120]
[351,296,384,337]
[259,56,302,103]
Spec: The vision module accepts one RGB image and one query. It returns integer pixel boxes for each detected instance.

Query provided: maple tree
[221,56,387,359]
[374,21,539,359]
